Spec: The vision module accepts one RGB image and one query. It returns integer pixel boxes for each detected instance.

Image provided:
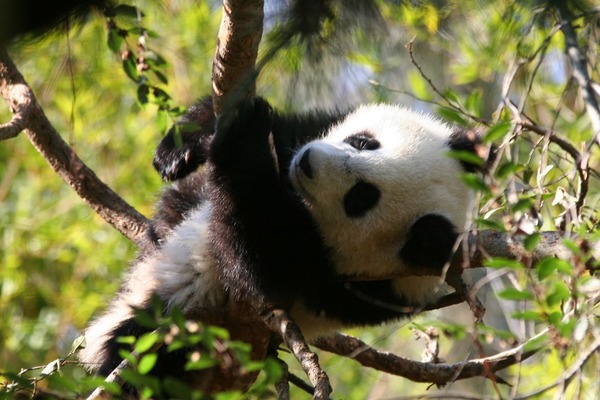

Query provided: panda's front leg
[209,97,278,180]
[208,97,300,309]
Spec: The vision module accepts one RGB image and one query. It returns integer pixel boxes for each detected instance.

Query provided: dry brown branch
[0,45,152,249]
[211,0,264,114]
[313,331,539,385]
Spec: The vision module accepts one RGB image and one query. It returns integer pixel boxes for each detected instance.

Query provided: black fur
[448,127,493,173]
[146,172,210,245]
[343,180,381,218]
[153,98,216,182]
[399,214,458,270]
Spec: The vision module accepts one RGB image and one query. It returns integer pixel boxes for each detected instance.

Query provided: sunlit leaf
[138,353,158,375]
[498,288,534,301]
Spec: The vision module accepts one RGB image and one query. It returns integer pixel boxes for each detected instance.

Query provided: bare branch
[314,331,539,385]
[262,309,332,400]
[518,122,590,215]
[211,0,264,114]
[0,46,151,248]
[513,336,600,399]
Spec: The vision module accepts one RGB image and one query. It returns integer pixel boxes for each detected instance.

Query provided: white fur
[80,203,227,370]
[290,104,472,305]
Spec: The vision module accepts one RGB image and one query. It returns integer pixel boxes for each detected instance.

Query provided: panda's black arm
[208,97,313,306]
[152,97,216,181]
[153,96,348,182]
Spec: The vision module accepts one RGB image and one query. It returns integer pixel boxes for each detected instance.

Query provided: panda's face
[289,104,475,277]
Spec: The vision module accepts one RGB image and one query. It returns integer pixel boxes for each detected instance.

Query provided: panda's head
[289,104,486,278]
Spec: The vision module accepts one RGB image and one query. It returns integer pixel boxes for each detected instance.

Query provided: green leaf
[116,335,136,345]
[152,88,171,106]
[524,233,541,251]
[446,150,484,167]
[408,70,432,101]
[546,281,570,306]
[179,122,200,133]
[152,69,169,85]
[464,90,481,117]
[156,108,168,134]
[460,174,490,194]
[475,218,506,231]
[135,331,161,353]
[206,325,230,340]
[110,5,143,19]
[512,310,545,322]
[512,197,534,213]
[71,335,86,352]
[185,357,217,371]
[122,54,140,82]
[536,257,572,281]
[496,162,522,180]
[498,288,534,301]
[484,121,511,143]
[137,84,149,105]
[138,353,158,375]
[107,29,124,53]
[437,106,469,126]
[522,332,548,351]
[483,257,523,269]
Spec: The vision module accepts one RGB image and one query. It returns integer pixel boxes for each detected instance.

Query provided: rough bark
[211,0,264,114]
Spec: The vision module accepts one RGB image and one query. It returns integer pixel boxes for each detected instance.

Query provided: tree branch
[211,0,264,114]
[262,309,332,400]
[314,331,539,386]
[0,46,151,249]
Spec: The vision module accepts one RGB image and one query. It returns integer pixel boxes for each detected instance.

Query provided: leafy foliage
[1,0,599,398]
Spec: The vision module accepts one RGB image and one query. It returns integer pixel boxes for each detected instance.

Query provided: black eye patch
[344,180,381,218]
[344,132,381,151]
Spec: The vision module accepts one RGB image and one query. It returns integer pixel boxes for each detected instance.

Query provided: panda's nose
[299,149,313,179]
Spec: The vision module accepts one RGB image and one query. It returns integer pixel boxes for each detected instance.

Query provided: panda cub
[80,97,485,385]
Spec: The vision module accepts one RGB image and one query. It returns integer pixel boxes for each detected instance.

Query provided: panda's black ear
[448,127,496,173]
[153,97,216,181]
[399,214,457,270]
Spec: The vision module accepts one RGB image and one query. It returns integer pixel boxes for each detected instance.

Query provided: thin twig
[518,121,589,215]
[262,309,332,400]
[406,39,485,124]
[513,336,600,399]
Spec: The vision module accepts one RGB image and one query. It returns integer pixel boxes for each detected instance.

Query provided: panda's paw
[217,97,273,143]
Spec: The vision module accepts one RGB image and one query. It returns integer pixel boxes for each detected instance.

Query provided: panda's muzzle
[298,149,313,179]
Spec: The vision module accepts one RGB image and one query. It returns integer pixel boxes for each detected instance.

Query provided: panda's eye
[344,132,380,151]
